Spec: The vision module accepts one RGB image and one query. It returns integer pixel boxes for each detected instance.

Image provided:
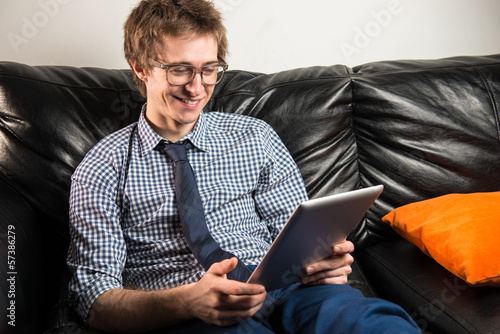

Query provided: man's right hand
[89,258,266,332]
[183,257,267,327]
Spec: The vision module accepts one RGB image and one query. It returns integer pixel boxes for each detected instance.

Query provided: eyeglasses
[151,59,228,86]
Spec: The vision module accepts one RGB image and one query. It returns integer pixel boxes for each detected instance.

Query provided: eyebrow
[160,60,221,66]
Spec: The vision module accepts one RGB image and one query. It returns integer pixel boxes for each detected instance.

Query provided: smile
[177,97,201,106]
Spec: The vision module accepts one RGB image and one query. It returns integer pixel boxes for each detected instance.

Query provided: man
[67,0,420,333]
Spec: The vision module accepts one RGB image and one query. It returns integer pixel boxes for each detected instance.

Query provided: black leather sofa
[1,54,499,334]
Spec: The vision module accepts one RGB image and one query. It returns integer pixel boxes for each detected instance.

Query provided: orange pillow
[382,191,500,287]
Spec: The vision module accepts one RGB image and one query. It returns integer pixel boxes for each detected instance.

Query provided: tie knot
[162,141,192,163]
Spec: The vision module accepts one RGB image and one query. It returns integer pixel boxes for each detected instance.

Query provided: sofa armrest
[0,176,105,334]
[43,270,107,334]
[0,177,44,333]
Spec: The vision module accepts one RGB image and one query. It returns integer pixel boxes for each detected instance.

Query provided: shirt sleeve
[66,144,127,323]
[254,123,309,240]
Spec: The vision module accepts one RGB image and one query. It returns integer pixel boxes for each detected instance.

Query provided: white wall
[1,0,499,73]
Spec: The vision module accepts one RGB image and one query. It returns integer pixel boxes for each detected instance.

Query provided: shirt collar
[137,104,209,156]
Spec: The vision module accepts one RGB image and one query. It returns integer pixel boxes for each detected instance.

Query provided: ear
[131,60,149,83]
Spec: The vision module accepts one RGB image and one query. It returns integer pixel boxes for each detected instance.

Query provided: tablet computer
[247,184,384,291]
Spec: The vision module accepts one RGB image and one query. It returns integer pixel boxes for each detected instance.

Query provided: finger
[215,291,267,311]
[304,275,349,286]
[218,280,266,296]
[333,240,355,254]
[208,302,265,327]
[206,261,266,296]
[207,257,239,277]
[301,266,352,285]
[306,264,353,281]
[305,253,354,275]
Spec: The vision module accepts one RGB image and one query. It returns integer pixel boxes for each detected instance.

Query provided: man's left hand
[300,240,355,285]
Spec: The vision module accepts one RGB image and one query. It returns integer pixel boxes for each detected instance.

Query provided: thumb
[207,257,238,277]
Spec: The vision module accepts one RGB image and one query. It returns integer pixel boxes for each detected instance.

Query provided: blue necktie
[162,141,252,282]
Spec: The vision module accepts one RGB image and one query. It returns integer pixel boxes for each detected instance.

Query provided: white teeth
[181,99,198,105]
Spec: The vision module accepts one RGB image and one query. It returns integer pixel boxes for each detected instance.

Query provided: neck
[149,120,195,142]
[144,107,199,142]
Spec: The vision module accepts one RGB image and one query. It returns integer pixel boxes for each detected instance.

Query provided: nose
[184,72,204,96]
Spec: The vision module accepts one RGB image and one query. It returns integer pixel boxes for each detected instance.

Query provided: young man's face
[138,33,219,141]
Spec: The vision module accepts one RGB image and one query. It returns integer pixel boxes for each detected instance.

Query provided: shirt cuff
[75,273,123,325]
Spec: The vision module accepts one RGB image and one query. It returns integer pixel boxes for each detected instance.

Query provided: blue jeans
[164,283,421,333]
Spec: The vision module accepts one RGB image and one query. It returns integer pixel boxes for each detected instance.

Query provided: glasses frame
[151,59,228,86]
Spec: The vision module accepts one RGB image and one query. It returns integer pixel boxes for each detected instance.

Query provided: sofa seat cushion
[382,192,500,287]
[356,238,500,334]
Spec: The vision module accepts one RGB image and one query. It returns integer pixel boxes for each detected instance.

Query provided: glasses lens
[201,66,225,85]
[167,65,226,85]
[167,66,193,86]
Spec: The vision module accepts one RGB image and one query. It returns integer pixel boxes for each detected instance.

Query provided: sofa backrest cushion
[351,56,500,245]
[0,62,144,241]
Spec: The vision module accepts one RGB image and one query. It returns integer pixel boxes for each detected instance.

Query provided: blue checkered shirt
[67,108,308,321]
